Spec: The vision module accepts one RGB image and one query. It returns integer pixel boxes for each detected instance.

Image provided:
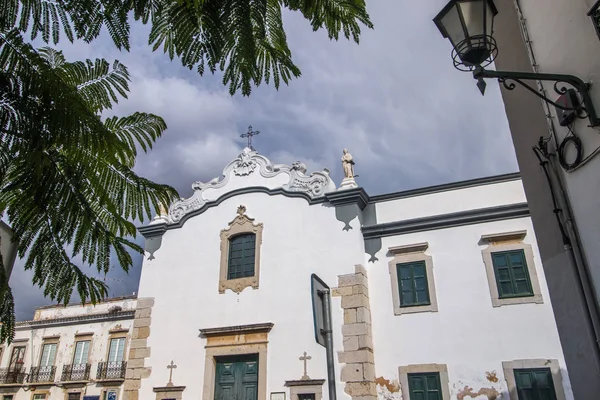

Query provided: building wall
[492,0,600,397]
[137,191,366,400]
[4,298,135,400]
[369,217,572,400]
[517,0,600,308]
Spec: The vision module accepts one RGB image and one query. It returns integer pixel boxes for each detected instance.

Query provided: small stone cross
[167,360,177,386]
[241,125,260,151]
[299,351,312,380]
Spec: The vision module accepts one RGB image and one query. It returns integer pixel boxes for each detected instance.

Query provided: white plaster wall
[7,300,134,400]
[374,180,526,223]
[368,217,573,399]
[517,0,600,303]
[138,192,366,400]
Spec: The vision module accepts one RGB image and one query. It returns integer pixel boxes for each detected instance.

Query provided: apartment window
[9,346,25,371]
[589,1,600,39]
[388,243,438,315]
[2,395,13,400]
[503,359,566,400]
[397,261,430,307]
[408,373,442,400]
[108,338,125,363]
[67,393,82,400]
[219,205,263,294]
[32,395,47,400]
[481,232,543,307]
[73,340,91,365]
[398,364,450,400]
[492,250,534,298]
[39,343,57,367]
[228,233,256,279]
[514,368,556,400]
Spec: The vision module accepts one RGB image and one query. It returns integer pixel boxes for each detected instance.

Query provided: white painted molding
[168,148,336,223]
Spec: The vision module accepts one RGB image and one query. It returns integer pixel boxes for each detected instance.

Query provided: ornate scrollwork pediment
[163,148,336,224]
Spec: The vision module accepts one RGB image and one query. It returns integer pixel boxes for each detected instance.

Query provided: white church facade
[5,148,572,400]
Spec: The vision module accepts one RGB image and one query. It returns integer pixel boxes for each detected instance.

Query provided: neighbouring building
[7,148,574,400]
[487,0,600,398]
[2,296,136,400]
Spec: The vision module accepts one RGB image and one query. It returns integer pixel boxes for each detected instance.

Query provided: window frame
[491,249,534,299]
[72,338,92,366]
[481,232,543,307]
[502,359,566,400]
[219,205,263,294]
[227,233,257,280]
[9,345,27,371]
[398,364,450,400]
[397,260,431,307]
[388,243,438,315]
[38,342,58,367]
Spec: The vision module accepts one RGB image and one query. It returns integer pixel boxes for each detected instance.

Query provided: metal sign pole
[319,288,337,400]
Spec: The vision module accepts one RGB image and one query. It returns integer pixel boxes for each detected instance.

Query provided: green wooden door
[215,355,259,400]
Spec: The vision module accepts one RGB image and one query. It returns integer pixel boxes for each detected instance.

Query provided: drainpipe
[513,0,600,355]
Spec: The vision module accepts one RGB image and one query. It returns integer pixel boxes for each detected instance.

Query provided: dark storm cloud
[11,0,518,319]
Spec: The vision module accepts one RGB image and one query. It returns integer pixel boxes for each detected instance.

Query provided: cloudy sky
[10,0,518,320]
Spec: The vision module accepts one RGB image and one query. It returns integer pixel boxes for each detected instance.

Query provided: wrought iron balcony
[61,364,91,382]
[27,366,56,384]
[0,367,26,385]
[96,361,127,380]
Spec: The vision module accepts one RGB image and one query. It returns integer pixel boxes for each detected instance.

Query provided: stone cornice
[325,187,369,210]
[362,203,530,239]
[285,379,326,387]
[154,385,186,392]
[199,322,274,337]
[16,310,135,330]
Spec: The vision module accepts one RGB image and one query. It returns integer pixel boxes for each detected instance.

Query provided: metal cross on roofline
[299,351,312,380]
[241,125,260,151]
[167,360,177,386]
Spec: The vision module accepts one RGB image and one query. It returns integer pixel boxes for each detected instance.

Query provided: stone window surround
[63,390,83,400]
[105,331,129,363]
[388,242,438,315]
[8,341,28,369]
[480,231,543,307]
[30,391,50,400]
[502,359,566,400]
[200,323,272,400]
[71,334,94,365]
[398,364,450,400]
[284,380,325,400]
[38,336,60,367]
[219,205,264,294]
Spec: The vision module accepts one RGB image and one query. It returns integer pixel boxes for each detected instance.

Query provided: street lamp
[433,0,600,127]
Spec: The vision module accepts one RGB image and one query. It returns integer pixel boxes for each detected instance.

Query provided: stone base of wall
[333,265,377,400]
[123,297,154,400]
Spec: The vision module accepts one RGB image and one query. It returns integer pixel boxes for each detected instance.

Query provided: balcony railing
[96,361,127,380]
[27,366,56,384]
[61,364,91,381]
[0,367,26,385]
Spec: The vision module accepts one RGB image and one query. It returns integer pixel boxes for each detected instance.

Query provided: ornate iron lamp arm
[473,66,600,127]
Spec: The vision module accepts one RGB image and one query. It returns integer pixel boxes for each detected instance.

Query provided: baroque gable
[163,147,336,224]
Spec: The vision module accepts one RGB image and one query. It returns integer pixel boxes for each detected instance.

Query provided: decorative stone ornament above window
[219,205,264,294]
[480,231,544,307]
[388,242,439,315]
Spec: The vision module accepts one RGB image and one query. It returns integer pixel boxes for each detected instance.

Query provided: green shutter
[397,261,430,307]
[514,368,557,400]
[407,373,442,400]
[228,233,256,279]
[492,250,534,298]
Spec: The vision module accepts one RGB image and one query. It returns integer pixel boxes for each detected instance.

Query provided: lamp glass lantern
[433,0,498,70]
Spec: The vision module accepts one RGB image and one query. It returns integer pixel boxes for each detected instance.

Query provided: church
[6,147,572,400]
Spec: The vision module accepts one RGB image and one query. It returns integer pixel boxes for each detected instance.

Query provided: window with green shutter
[228,233,256,280]
[491,250,534,299]
[397,261,430,307]
[514,368,557,400]
[407,372,442,400]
